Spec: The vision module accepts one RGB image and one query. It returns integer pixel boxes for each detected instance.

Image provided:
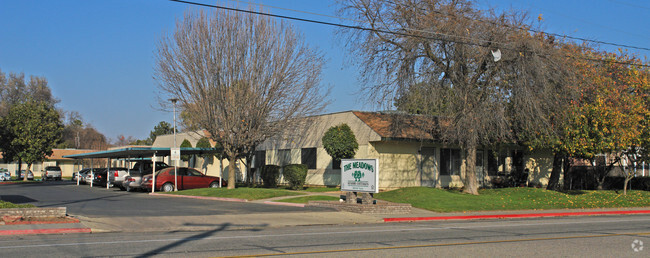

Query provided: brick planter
[0,207,66,219]
[307,201,411,214]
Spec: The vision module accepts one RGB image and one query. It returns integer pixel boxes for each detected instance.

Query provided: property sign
[171,148,180,162]
[341,159,379,193]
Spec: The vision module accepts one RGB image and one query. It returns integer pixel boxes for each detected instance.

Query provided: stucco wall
[525,149,556,187]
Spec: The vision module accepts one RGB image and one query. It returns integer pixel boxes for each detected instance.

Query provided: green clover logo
[352,170,364,182]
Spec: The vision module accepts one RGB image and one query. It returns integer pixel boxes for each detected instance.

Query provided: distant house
[0,149,99,178]
[257,111,556,189]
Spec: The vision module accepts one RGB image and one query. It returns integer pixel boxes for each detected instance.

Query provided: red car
[142,167,225,192]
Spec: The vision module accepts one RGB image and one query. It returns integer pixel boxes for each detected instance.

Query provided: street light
[169,98,178,191]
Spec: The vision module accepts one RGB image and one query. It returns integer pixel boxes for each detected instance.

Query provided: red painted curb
[148,192,248,202]
[0,228,91,235]
[384,210,650,222]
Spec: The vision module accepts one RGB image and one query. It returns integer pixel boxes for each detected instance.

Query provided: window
[301,148,317,169]
[254,151,266,169]
[278,149,291,166]
[332,159,342,169]
[186,168,202,176]
[440,148,461,175]
[487,150,507,176]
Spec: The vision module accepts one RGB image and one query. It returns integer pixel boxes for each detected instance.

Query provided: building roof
[63,147,222,159]
[152,130,217,148]
[0,149,99,161]
[352,111,441,141]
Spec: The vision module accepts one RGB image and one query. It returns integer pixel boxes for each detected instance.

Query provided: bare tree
[338,0,570,194]
[155,9,327,189]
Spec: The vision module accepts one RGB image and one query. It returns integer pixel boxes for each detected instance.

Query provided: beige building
[257,111,556,189]
[0,149,98,178]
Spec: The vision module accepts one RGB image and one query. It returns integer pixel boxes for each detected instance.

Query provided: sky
[1,0,648,142]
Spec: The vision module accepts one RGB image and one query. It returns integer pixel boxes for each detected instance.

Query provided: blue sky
[1,0,648,142]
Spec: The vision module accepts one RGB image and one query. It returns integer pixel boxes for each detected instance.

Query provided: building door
[476,150,485,186]
[420,147,436,187]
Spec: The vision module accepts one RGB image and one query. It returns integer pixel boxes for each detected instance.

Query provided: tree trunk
[25,163,32,182]
[219,156,224,186]
[227,156,236,189]
[623,177,630,195]
[546,153,563,191]
[563,157,572,190]
[463,146,479,195]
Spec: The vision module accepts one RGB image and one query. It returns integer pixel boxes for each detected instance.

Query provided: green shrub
[283,164,308,190]
[261,165,281,188]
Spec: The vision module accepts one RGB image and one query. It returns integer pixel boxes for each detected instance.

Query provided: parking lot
[0,180,330,218]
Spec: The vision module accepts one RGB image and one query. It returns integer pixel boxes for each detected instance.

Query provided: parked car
[73,168,99,184]
[91,168,111,186]
[0,169,11,181]
[17,170,34,180]
[106,167,129,190]
[142,167,225,192]
[42,166,62,181]
[84,170,94,184]
[122,161,169,192]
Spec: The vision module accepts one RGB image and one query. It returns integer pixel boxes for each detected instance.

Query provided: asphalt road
[0,180,330,217]
[0,215,648,257]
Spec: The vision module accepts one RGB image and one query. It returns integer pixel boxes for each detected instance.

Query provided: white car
[0,171,11,181]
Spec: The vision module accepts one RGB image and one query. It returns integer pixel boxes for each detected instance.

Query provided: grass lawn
[162,187,305,201]
[375,187,650,212]
[277,195,340,203]
[0,200,35,209]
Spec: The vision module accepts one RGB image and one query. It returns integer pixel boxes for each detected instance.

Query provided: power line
[168,0,650,68]
[386,0,650,52]
[227,0,650,52]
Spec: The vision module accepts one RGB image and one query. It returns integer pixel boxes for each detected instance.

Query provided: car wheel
[162,183,174,192]
[209,181,219,188]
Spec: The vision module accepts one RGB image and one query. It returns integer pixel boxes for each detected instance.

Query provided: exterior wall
[525,149,557,187]
[257,111,558,189]
[259,111,382,187]
[373,141,420,188]
[6,160,82,178]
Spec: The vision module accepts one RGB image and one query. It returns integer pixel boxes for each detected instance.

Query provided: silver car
[122,161,169,192]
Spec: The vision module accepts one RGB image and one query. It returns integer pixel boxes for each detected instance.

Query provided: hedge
[283,164,308,190]
[261,165,281,188]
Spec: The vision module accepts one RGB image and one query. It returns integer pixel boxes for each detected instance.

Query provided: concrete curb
[262,201,305,207]
[148,192,248,202]
[0,228,91,235]
[384,209,650,222]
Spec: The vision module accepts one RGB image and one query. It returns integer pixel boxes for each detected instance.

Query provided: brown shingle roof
[0,149,99,161]
[47,149,99,160]
[353,111,441,141]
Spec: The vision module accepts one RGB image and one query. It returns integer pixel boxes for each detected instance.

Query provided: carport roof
[62,147,222,159]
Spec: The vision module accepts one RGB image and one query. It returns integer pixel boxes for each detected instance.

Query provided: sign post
[341,159,379,204]
[171,147,180,191]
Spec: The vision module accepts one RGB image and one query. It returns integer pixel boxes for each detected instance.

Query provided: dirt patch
[1,216,79,225]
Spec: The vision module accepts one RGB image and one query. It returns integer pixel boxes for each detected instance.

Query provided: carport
[64,147,223,192]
